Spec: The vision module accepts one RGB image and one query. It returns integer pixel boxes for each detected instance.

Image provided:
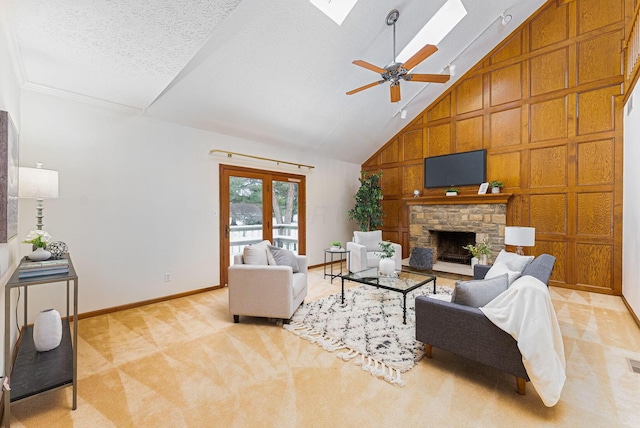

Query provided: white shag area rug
[283,284,453,386]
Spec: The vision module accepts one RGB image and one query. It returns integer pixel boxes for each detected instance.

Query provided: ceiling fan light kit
[346,9,451,103]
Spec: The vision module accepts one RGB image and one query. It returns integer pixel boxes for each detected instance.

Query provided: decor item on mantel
[445,187,459,196]
[505,226,535,255]
[348,171,384,231]
[23,230,52,261]
[378,242,396,275]
[489,180,503,194]
[462,240,492,268]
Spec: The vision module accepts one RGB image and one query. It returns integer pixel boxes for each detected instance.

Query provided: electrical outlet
[165,272,172,282]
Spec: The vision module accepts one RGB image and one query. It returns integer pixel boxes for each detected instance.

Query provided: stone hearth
[407,195,510,271]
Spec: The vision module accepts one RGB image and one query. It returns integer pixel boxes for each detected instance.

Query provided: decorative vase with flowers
[23,230,53,261]
[462,240,492,268]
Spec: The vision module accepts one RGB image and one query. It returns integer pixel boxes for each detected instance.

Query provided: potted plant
[378,242,396,275]
[462,240,492,267]
[445,187,459,196]
[331,241,341,250]
[489,180,503,194]
[348,171,384,231]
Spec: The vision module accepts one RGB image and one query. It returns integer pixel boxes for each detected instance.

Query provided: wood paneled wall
[363,0,632,295]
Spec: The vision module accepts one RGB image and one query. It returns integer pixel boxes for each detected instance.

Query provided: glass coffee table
[340,268,437,324]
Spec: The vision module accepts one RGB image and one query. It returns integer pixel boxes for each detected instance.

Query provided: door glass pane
[272,180,299,254]
[229,176,263,264]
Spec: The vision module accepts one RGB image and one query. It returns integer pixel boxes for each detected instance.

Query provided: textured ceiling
[5,0,546,163]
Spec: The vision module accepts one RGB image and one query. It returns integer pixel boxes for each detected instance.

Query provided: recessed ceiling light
[310,0,359,25]
[396,0,467,65]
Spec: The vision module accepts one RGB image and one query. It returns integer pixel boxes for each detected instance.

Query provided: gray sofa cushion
[451,273,509,308]
[522,254,556,285]
[268,245,300,272]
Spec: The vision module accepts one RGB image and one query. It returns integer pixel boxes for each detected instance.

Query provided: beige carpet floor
[5,267,640,427]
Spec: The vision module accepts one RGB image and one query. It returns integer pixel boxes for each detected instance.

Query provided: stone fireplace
[407,195,510,273]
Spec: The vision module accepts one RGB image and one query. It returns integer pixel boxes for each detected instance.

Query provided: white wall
[0,15,23,376]
[623,89,640,320]
[18,90,360,318]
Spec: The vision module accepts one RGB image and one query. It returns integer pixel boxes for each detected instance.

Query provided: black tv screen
[424,149,486,188]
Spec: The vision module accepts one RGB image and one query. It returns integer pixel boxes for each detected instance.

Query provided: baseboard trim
[78,285,222,320]
[622,295,640,330]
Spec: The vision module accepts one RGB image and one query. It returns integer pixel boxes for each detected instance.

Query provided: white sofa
[228,252,307,323]
[346,230,402,273]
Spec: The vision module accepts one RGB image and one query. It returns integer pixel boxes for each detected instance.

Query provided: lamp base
[515,246,524,256]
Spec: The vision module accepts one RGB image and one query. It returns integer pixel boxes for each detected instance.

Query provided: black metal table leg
[402,293,407,324]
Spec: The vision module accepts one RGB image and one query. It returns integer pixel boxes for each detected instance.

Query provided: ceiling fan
[346,9,450,103]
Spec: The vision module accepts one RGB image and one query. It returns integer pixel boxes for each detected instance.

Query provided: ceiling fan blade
[390,83,401,103]
[401,44,438,72]
[406,73,450,83]
[352,60,387,74]
[346,80,385,95]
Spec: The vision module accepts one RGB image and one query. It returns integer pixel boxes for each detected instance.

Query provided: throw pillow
[485,260,522,285]
[243,240,271,265]
[353,230,383,252]
[493,250,534,274]
[268,245,300,273]
[451,273,509,308]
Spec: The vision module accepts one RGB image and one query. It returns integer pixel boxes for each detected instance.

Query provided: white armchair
[346,230,402,273]
[228,253,308,323]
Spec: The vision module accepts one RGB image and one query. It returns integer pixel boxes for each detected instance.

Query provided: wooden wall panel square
[428,94,451,121]
[490,107,521,147]
[490,63,523,106]
[530,97,568,142]
[577,0,624,35]
[487,151,520,188]
[402,164,423,195]
[381,199,401,230]
[456,76,483,114]
[382,229,400,246]
[530,2,569,51]
[530,145,568,187]
[578,30,624,85]
[426,123,451,157]
[530,48,568,96]
[490,31,523,65]
[577,192,613,236]
[456,116,483,152]
[575,243,613,290]
[402,130,423,161]
[534,240,567,284]
[577,139,614,185]
[380,167,401,196]
[380,138,399,165]
[530,194,567,234]
[577,86,618,135]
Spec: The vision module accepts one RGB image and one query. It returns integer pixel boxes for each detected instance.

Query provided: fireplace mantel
[404,193,512,206]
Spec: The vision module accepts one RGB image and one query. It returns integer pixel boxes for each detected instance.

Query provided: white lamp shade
[19,167,59,199]
[504,226,535,247]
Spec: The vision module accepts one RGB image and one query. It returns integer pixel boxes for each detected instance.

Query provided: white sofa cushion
[243,240,273,265]
[494,250,534,273]
[354,230,383,252]
[485,260,522,285]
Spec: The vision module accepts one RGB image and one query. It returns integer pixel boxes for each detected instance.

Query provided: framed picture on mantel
[478,182,489,195]
[0,110,19,243]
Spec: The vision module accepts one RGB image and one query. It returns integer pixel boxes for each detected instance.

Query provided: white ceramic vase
[491,186,500,194]
[379,258,395,276]
[471,257,479,269]
[33,309,62,352]
[28,247,51,261]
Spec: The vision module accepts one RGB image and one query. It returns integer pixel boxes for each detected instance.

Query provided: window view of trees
[229,177,298,225]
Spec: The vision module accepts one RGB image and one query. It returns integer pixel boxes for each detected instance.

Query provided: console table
[3,254,78,427]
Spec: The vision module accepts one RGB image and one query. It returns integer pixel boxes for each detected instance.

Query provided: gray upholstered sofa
[415,254,556,395]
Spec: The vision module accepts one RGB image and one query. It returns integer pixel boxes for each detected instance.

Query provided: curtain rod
[209,149,315,169]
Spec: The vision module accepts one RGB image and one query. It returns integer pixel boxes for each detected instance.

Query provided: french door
[220,165,306,286]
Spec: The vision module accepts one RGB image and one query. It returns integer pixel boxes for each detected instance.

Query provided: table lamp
[504,226,535,255]
[19,162,59,230]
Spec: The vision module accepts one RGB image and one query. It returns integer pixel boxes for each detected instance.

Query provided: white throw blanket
[480,275,566,406]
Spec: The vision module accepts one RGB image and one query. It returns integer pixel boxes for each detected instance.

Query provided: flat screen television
[424,149,486,188]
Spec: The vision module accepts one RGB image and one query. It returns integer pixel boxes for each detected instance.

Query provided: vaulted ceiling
[3,0,545,163]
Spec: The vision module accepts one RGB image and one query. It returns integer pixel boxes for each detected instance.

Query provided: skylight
[310,0,359,26]
[396,0,467,64]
